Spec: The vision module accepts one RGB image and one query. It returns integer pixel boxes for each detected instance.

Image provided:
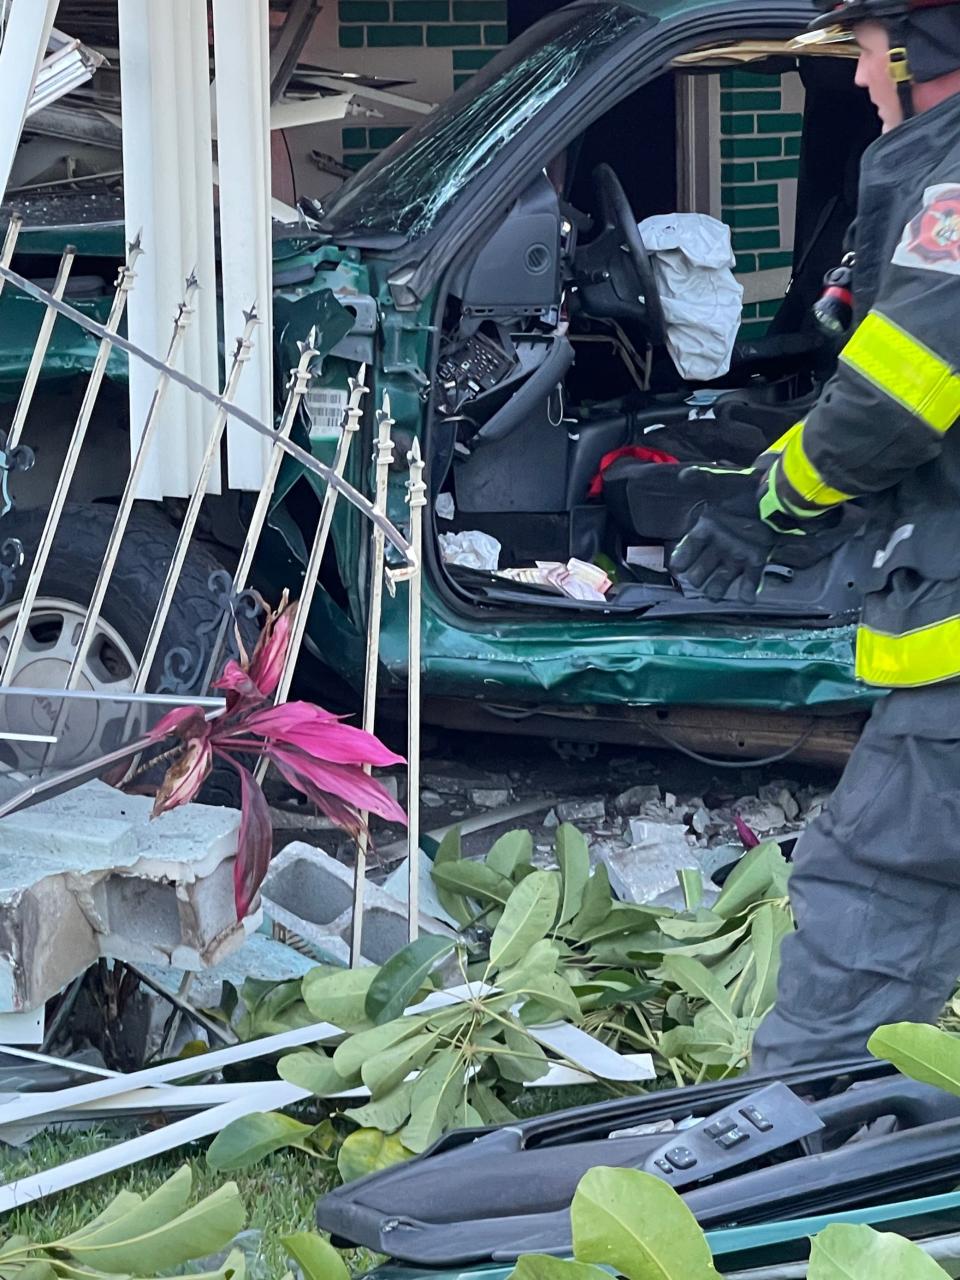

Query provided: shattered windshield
[321,3,652,240]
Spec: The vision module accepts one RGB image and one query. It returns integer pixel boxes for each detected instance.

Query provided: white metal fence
[0,219,426,952]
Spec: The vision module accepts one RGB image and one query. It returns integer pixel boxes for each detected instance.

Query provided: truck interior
[427,42,882,623]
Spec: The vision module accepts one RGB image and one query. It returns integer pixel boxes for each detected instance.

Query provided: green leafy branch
[204,825,801,1178]
[208,867,582,1179]
[510,1163,952,1280]
[0,1167,244,1279]
[431,825,794,1080]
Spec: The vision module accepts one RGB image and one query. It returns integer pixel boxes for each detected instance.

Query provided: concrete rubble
[732,797,788,834]
[557,797,606,824]
[390,743,831,908]
[613,783,663,814]
[0,780,258,1013]
[0,728,835,1081]
[470,787,512,809]
[278,730,842,923]
[382,855,461,928]
[595,820,708,905]
[141,931,317,1011]
[0,720,842,1204]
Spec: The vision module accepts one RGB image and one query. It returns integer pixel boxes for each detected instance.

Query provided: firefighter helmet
[808,0,960,33]
[805,0,960,108]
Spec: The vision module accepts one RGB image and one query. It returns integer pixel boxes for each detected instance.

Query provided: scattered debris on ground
[344,731,832,911]
[0,727,840,1269]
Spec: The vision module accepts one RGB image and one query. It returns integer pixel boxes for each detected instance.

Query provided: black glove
[670,507,778,602]
[669,466,777,603]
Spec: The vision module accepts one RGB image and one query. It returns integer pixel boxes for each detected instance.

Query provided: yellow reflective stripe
[760,459,814,524]
[856,613,960,687]
[763,420,804,458]
[780,428,854,509]
[842,311,960,435]
[759,468,786,524]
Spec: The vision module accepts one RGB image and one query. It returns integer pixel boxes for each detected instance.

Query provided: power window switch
[740,1105,773,1133]
[716,1128,749,1150]
[704,1118,735,1139]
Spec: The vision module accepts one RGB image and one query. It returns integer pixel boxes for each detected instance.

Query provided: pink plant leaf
[310,791,366,842]
[240,703,405,767]
[152,736,213,815]
[734,814,760,849]
[248,595,297,699]
[268,742,407,827]
[270,750,367,842]
[148,705,208,744]
[212,659,263,709]
[232,761,273,919]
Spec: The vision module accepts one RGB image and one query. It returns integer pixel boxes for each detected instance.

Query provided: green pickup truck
[0,0,880,765]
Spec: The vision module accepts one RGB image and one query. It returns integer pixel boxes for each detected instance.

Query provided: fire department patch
[893,183,960,277]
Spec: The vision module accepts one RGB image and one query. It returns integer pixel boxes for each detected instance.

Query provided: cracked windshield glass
[321,3,651,238]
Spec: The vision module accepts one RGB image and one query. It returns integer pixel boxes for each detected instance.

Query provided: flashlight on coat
[813,252,855,338]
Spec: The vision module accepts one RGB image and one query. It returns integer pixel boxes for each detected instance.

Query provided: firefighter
[671,0,960,1070]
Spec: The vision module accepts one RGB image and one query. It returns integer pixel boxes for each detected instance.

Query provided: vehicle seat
[601,460,691,541]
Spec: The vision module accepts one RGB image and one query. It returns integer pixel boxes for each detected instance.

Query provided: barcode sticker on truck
[307,386,349,439]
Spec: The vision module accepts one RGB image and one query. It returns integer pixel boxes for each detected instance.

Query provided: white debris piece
[435,493,455,521]
[0,781,257,1012]
[759,782,800,822]
[690,805,713,835]
[439,530,501,572]
[597,821,702,904]
[614,784,662,814]
[470,788,513,808]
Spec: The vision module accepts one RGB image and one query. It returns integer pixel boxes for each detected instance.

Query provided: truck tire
[0,502,258,807]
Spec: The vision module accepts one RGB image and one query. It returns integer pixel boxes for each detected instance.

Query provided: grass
[0,1125,355,1277]
[0,1088,634,1274]
[510,1084,614,1117]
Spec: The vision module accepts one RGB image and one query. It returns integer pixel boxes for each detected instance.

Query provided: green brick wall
[339,0,508,169]
[719,70,801,341]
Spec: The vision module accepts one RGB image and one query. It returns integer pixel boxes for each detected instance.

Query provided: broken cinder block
[0,780,259,1012]
[613,784,662,815]
[261,841,456,968]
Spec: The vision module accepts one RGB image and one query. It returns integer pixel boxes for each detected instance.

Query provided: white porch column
[118,0,220,498]
[212,0,274,490]
[0,0,60,201]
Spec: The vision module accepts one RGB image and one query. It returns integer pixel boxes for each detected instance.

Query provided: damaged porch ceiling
[673,36,859,68]
[43,0,323,53]
[11,0,425,206]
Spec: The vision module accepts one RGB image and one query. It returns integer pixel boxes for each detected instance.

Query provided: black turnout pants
[751,681,960,1072]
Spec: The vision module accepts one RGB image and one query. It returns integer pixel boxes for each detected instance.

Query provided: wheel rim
[0,597,143,772]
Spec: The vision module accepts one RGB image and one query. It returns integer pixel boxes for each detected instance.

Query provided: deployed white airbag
[638,213,745,381]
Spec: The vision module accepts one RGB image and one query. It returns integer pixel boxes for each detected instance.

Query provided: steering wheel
[574,163,667,347]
